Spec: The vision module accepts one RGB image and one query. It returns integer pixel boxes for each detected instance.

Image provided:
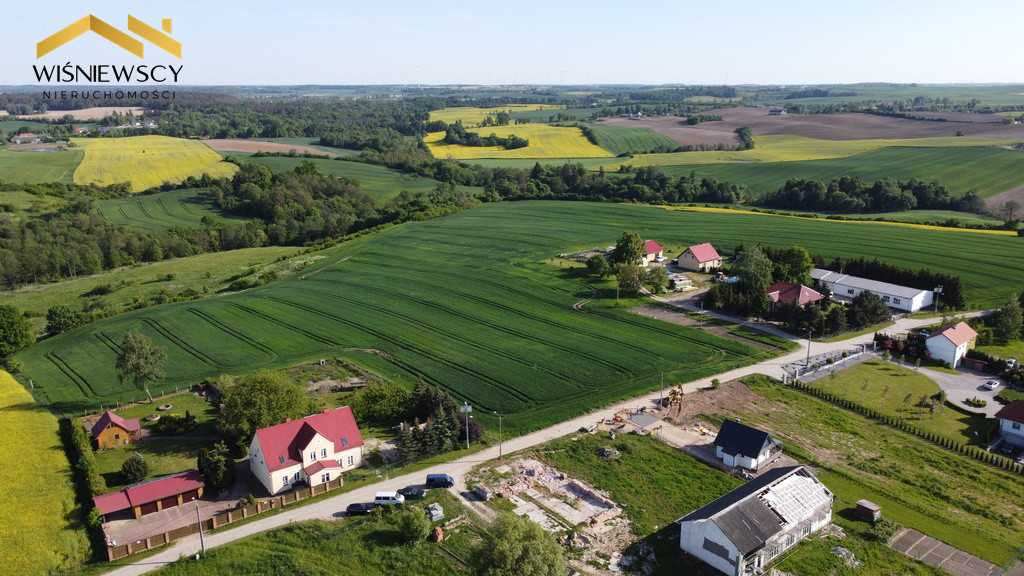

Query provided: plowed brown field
[201,139,338,157]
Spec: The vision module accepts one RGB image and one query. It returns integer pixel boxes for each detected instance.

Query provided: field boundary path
[889,528,1016,576]
[99,307,992,576]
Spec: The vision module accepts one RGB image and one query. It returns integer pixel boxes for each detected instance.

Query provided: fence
[106,477,344,561]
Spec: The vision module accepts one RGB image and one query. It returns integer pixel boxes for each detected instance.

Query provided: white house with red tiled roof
[641,240,665,267]
[995,402,1024,449]
[677,243,722,272]
[249,407,364,496]
[925,322,977,368]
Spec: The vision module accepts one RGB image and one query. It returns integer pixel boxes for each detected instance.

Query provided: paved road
[100,309,988,575]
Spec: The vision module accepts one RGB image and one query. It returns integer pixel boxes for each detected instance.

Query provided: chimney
[323,408,330,414]
[285,417,291,423]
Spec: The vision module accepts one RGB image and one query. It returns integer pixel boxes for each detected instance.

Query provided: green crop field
[760,83,1024,107]
[587,124,680,155]
[18,202,1024,424]
[463,157,615,170]
[97,188,239,231]
[0,371,86,575]
[0,148,83,184]
[660,146,1024,199]
[19,202,786,426]
[235,155,447,203]
[260,137,361,157]
[0,119,48,132]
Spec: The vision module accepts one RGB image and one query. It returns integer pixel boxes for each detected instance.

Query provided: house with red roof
[10,133,42,144]
[766,282,824,308]
[93,469,205,521]
[640,240,665,267]
[925,321,977,368]
[677,243,722,272]
[92,411,142,450]
[249,406,364,496]
[995,401,1024,451]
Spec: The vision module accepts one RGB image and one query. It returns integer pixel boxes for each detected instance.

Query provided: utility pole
[195,501,206,555]
[805,329,813,367]
[460,402,472,449]
[934,285,943,314]
[659,372,664,404]
[493,411,503,459]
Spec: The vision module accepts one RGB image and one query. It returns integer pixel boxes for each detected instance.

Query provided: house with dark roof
[676,466,833,576]
[925,321,977,368]
[811,268,933,312]
[640,240,665,267]
[91,411,142,450]
[93,469,205,521]
[766,281,824,308]
[994,401,1024,450]
[248,407,364,496]
[677,243,722,272]
[713,419,782,471]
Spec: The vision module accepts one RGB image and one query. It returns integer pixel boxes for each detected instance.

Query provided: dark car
[346,502,374,515]
[397,486,426,500]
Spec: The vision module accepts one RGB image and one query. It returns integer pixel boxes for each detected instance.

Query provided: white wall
[927,337,968,367]
[679,519,741,576]
[1000,419,1024,446]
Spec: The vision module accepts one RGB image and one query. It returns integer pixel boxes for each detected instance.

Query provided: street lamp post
[805,329,813,367]
[493,411,503,459]
[195,501,206,555]
[460,402,472,450]
[934,285,943,313]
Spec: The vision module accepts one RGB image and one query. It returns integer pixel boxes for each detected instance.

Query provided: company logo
[37,15,181,59]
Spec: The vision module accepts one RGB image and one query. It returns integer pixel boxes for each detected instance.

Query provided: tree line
[759,176,986,214]
[441,120,528,150]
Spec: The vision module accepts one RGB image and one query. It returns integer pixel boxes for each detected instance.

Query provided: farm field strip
[428,104,565,126]
[97,189,234,230]
[0,148,83,184]
[72,136,238,192]
[585,123,680,155]
[424,124,613,159]
[618,134,1019,167]
[659,145,1024,199]
[0,371,84,576]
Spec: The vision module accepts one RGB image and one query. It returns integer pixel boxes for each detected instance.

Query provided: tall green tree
[611,231,644,265]
[645,266,669,294]
[115,332,167,403]
[121,452,149,484]
[995,299,1023,343]
[45,305,86,335]
[220,370,315,455]
[197,441,236,491]
[616,264,645,296]
[349,381,412,425]
[0,305,33,358]
[585,254,610,278]
[774,246,813,285]
[733,245,773,317]
[473,512,567,576]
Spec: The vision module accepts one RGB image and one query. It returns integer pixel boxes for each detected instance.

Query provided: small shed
[855,499,881,523]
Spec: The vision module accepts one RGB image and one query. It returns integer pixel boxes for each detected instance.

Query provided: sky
[4,0,1022,86]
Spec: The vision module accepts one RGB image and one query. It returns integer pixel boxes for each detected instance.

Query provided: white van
[373,491,405,506]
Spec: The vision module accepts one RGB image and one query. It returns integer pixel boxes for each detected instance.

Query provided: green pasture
[97,188,238,231]
[0,148,83,184]
[0,189,66,216]
[233,155,445,203]
[0,119,48,132]
[260,137,361,157]
[587,124,680,155]
[661,146,1024,199]
[732,376,1023,565]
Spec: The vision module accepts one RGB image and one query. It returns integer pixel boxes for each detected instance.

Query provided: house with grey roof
[811,268,933,312]
[713,419,782,471]
[677,466,833,576]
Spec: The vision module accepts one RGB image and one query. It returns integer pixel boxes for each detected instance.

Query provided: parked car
[373,491,405,506]
[1001,442,1016,455]
[426,473,455,488]
[346,502,374,515]
[1008,357,1018,369]
[984,379,1002,391]
[397,486,426,500]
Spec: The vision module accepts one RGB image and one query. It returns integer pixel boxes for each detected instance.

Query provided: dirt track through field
[202,139,338,157]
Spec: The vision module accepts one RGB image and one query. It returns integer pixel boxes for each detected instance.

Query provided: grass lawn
[810,360,995,444]
[0,371,88,575]
[93,437,216,494]
[152,491,469,576]
[89,391,219,437]
[726,376,1023,565]
[974,340,1024,361]
[0,147,83,184]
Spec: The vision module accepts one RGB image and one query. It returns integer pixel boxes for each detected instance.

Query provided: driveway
[917,366,1004,417]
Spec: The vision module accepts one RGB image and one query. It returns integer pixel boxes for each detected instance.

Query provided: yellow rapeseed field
[73,135,238,192]
[621,134,1018,167]
[424,125,613,159]
[0,371,86,575]
[429,104,564,126]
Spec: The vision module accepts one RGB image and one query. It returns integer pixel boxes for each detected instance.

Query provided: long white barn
[811,268,933,312]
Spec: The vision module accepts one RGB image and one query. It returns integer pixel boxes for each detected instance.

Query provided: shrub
[121,452,149,484]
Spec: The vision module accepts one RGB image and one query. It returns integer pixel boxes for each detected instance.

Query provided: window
[883,295,891,302]
[893,298,901,304]
[348,455,354,466]
[282,475,289,486]
[294,472,300,482]
[321,448,327,458]
[1013,423,1021,430]
[847,288,854,295]
[114,433,120,440]
[309,451,317,461]
[321,472,330,483]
